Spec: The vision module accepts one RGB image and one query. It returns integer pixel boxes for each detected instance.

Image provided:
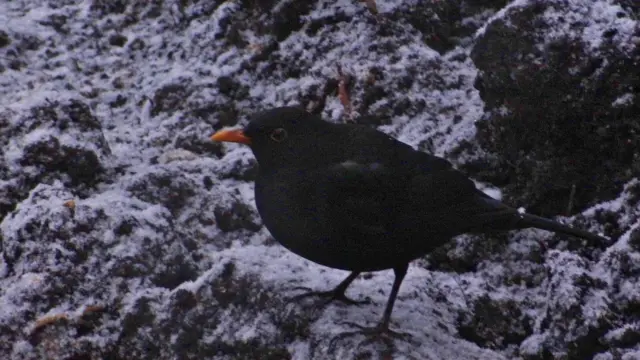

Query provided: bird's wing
[317,156,481,238]
[307,124,495,238]
[319,161,395,237]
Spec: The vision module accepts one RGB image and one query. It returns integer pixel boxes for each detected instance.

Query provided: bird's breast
[255,172,334,256]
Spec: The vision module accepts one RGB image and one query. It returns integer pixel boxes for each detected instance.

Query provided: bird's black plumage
[212,106,607,337]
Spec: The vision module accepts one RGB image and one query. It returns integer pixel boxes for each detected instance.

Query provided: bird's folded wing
[318,160,480,236]
[318,161,393,236]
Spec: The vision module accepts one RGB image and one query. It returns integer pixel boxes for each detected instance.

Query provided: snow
[0,0,638,359]
[613,93,635,107]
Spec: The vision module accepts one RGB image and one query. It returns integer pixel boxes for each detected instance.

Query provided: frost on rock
[470,0,640,216]
[0,0,639,359]
[0,99,111,220]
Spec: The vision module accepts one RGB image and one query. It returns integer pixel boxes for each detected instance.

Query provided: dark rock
[214,200,261,233]
[127,169,197,216]
[629,228,640,251]
[174,123,223,157]
[108,34,128,47]
[565,318,612,360]
[218,156,259,182]
[1,1,638,359]
[614,0,639,17]
[127,38,145,52]
[113,217,137,237]
[470,2,640,216]
[626,181,640,207]
[306,11,352,37]
[20,136,104,187]
[12,32,42,52]
[38,14,69,34]
[202,176,214,191]
[608,326,640,348]
[109,94,127,108]
[89,0,127,15]
[388,0,509,54]
[520,347,555,360]
[119,296,160,355]
[0,182,22,221]
[594,209,624,241]
[359,85,389,119]
[151,253,198,289]
[8,59,26,71]
[458,295,533,349]
[170,289,197,315]
[426,233,510,273]
[269,0,314,42]
[190,103,240,130]
[0,30,10,48]
[216,76,239,96]
[142,1,163,19]
[0,99,110,220]
[151,82,191,116]
[215,76,248,99]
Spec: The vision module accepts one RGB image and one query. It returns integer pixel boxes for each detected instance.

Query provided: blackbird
[211,106,607,337]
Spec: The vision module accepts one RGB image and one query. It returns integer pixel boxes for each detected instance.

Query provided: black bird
[211,106,606,337]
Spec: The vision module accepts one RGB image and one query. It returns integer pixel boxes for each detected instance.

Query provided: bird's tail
[516,212,606,243]
[464,193,607,243]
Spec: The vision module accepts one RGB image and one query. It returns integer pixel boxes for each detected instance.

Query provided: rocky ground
[1,0,639,359]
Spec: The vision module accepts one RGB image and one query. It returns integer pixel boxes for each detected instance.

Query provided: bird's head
[211,106,336,170]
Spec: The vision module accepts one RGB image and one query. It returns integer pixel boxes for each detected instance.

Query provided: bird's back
[229,110,605,272]
[255,123,489,271]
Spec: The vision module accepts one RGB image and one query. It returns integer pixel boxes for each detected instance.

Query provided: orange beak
[210,128,252,145]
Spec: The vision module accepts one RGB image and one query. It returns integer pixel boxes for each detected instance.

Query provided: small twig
[535,238,548,253]
[32,313,69,333]
[452,274,471,311]
[31,305,106,334]
[63,199,76,210]
[247,43,265,53]
[336,64,353,122]
[358,0,379,15]
[566,183,576,216]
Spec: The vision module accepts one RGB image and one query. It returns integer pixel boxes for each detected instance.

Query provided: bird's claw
[289,286,314,292]
[342,321,413,341]
[327,292,371,306]
[329,321,414,350]
[287,288,370,306]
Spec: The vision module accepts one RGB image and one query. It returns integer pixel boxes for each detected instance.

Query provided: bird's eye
[270,128,287,143]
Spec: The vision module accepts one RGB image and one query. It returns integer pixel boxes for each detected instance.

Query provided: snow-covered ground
[1,1,638,359]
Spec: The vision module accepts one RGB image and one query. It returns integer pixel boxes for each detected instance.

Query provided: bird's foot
[287,286,371,306]
[329,321,414,349]
[342,321,413,341]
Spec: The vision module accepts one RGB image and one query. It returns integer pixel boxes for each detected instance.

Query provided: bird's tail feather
[516,212,606,243]
[464,194,607,243]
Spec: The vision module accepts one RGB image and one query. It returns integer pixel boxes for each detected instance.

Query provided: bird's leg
[288,272,370,305]
[333,264,413,347]
[377,264,407,333]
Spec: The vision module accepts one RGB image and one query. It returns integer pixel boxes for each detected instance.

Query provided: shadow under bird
[211,106,607,338]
